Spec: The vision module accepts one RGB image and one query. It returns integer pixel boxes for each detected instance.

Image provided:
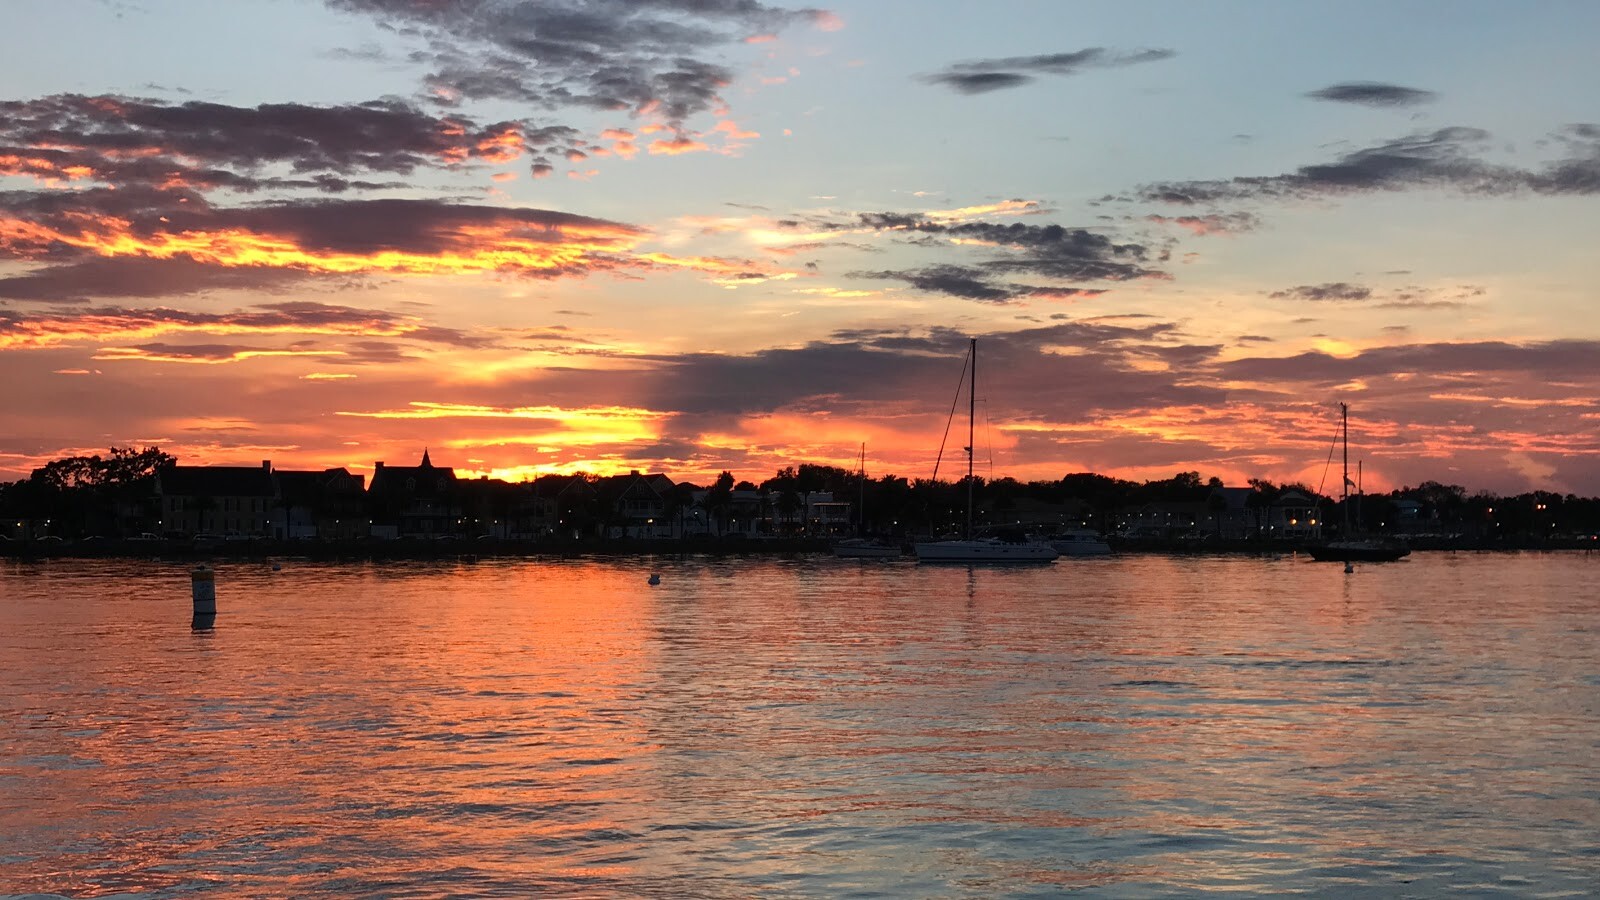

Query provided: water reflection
[2,553,1598,896]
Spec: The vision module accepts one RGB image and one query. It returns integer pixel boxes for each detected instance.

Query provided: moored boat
[914,535,1059,563]
[833,444,902,558]
[833,537,902,558]
[912,338,1057,564]
[1307,539,1409,563]
[1308,403,1410,563]
[1046,528,1112,556]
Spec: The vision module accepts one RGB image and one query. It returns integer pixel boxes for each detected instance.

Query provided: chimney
[262,460,271,472]
[374,461,385,470]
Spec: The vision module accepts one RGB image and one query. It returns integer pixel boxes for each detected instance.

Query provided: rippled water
[2,552,1598,897]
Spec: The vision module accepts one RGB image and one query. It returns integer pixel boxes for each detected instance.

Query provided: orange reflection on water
[3,554,1599,895]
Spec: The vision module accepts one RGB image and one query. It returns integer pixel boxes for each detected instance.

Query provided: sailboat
[833,443,901,558]
[1307,402,1410,563]
[913,338,1058,564]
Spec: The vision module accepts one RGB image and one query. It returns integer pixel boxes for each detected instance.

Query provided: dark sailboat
[1307,403,1410,563]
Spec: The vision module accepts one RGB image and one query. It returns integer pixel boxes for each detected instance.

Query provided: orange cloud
[92,346,344,364]
[0,153,96,183]
[648,137,711,156]
[473,124,525,163]
[598,131,640,159]
[813,11,846,31]
[926,199,1042,222]
[0,209,643,278]
[714,119,760,141]
[1028,288,1107,302]
[0,306,414,351]
[634,251,796,281]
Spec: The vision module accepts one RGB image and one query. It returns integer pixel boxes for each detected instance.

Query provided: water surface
[2,553,1598,897]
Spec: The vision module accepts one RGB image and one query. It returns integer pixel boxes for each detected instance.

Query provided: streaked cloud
[1141,124,1600,204]
[1270,282,1373,302]
[0,301,486,352]
[1306,81,1437,108]
[923,48,1176,94]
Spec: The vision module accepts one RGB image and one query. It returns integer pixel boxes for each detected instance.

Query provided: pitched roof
[1209,486,1255,510]
[159,465,275,497]
[369,452,457,495]
[275,468,364,502]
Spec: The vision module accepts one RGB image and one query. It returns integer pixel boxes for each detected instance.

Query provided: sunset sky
[3,0,1598,495]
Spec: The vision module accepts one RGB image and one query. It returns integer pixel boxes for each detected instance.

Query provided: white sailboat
[913,338,1058,564]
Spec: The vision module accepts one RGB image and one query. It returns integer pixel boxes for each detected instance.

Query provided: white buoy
[647,573,661,585]
[191,565,217,630]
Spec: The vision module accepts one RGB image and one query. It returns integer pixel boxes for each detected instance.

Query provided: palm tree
[706,471,734,535]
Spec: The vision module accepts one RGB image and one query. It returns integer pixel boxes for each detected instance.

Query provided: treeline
[3,449,1600,540]
[737,464,1600,538]
[1,447,173,536]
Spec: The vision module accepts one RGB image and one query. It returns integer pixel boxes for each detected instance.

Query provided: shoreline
[3,534,1596,563]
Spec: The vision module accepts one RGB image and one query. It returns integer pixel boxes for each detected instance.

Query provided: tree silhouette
[706,471,735,535]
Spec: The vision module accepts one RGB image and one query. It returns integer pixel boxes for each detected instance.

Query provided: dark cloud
[1218,339,1600,384]
[850,266,1106,304]
[0,184,203,225]
[92,342,330,363]
[821,211,1157,301]
[0,300,496,353]
[0,94,571,192]
[327,0,833,126]
[1306,81,1437,107]
[1270,282,1372,302]
[0,257,318,303]
[853,265,1014,302]
[1532,123,1600,194]
[1141,125,1600,204]
[1144,212,1260,235]
[1377,284,1485,310]
[402,324,500,349]
[198,199,638,258]
[923,48,1176,94]
[1267,281,1486,308]
[928,72,1032,95]
[338,340,426,365]
[477,323,1225,435]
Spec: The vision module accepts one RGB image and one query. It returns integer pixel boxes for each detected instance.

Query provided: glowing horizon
[2,2,1598,497]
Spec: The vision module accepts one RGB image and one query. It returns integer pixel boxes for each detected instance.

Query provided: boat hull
[1306,541,1411,562]
[833,539,902,558]
[913,539,1058,563]
[1050,536,1112,556]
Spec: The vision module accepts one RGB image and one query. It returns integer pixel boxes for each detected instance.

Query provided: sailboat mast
[1340,402,1350,535]
[966,337,976,540]
[857,441,867,537]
